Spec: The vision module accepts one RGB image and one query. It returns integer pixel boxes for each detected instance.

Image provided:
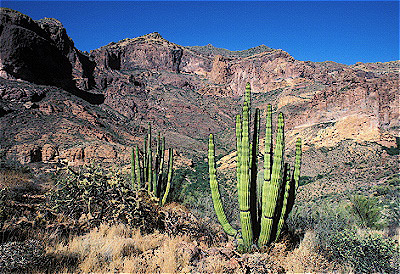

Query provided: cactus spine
[131,124,174,206]
[208,82,302,250]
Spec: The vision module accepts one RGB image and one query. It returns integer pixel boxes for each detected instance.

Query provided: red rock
[11,144,42,164]
[210,55,231,85]
[42,144,58,162]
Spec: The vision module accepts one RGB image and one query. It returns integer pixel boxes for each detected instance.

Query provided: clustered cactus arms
[208,82,302,250]
[131,124,173,206]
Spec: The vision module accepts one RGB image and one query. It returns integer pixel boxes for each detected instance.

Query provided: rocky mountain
[0,8,398,201]
[186,44,273,58]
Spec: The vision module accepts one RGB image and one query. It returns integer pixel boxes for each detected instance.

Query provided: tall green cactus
[209,134,238,236]
[131,124,174,206]
[208,82,302,250]
[131,145,142,191]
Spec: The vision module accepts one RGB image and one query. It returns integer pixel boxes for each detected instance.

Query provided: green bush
[169,160,214,206]
[387,175,400,186]
[295,202,399,273]
[288,197,399,273]
[349,195,383,229]
[169,160,238,222]
[299,176,313,186]
[313,204,356,248]
[328,229,399,273]
[381,137,400,156]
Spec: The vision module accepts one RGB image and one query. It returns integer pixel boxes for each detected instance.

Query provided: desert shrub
[381,137,400,155]
[386,200,400,234]
[286,205,316,234]
[296,202,400,273]
[287,201,357,237]
[284,231,336,272]
[373,175,400,236]
[0,169,50,242]
[0,155,31,174]
[160,202,226,245]
[327,229,399,273]
[0,164,32,189]
[313,204,356,249]
[169,160,233,221]
[0,239,48,273]
[349,195,383,229]
[374,184,392,196]
[0,188,7,229]
[387,175,400,186]
[299,175,313,186]
[169,160,210,205]
[49,165,161,233]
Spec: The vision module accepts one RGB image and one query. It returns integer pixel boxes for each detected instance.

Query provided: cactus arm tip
[161,148,173,206]
[208,133,237,236]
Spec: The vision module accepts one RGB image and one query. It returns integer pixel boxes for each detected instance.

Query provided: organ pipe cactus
[131,124,173,206]
[208,82,302,250]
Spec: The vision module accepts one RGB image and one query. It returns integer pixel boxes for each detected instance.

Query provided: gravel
[0,239,45,273]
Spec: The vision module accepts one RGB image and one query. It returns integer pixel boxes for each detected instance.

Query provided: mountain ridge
[0,8,398,183]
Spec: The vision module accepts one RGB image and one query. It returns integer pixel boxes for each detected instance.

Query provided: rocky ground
[1,162,398,273]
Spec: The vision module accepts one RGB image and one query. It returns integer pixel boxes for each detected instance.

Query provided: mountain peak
[186,43,273,58]
[141,32,164,40]
[36,17,64,28]
[100,32,169,50]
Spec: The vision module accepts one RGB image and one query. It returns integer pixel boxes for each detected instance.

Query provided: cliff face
[0,8,73,88]
[0,8,398,170]
[0,8,97,96]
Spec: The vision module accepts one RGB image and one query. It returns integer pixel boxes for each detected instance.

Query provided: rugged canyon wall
[0,8,398,168]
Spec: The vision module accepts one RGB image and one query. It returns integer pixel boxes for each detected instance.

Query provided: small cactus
[131,124,173,206]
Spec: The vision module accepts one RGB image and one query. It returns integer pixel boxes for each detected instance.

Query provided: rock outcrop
[0,8,96,94]
[210,55,231,85]
[36,17,96,90]
[0,8,73,88]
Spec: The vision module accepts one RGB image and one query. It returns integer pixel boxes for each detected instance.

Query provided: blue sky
[2,1,399,65]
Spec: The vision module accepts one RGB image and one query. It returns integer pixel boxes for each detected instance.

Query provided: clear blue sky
[2,1,399,65]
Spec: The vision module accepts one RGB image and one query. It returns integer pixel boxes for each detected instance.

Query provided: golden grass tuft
[282,230,337,273]
[47,223,192,273]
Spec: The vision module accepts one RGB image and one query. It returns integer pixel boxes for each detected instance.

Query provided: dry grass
[47,223,193,273]
[282,231,337,273]
[45,223,347,273]
[0,168,32,189]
